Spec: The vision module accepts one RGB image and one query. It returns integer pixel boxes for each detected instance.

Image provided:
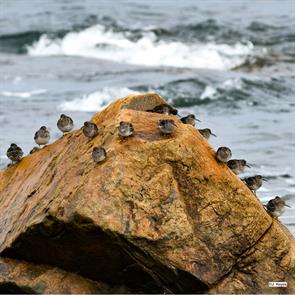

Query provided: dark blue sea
[0,0,294,233]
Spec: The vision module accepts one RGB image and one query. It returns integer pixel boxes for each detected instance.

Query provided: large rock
[0,257,129,294]
[209,220,295,293]
[0,93,294,293]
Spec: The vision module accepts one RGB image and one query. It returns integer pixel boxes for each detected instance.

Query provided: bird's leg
[62,131,70,137]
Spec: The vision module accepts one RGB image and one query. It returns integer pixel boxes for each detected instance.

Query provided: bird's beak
[262,177,268,181]
[196,118,201,122]
[246,164,251,168]
[211,133,217,137]
[285,204,291,208]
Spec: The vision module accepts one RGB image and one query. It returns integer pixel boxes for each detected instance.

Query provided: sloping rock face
[0,93,294,293]
[0,257,129,294]
[210,220,295,294]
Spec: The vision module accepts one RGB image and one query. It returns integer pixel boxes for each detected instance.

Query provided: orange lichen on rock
[0,93,294,293]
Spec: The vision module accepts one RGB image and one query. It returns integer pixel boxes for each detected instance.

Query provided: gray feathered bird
[227,159,250,175]
[216,147,232,163]
[180,114,200,126]
[34,126,50,147]
[266,196,291,217]
[82,121,99,139]
[159,119,177,134]
[92,147,106,163]
[6,143,24,164]
[147,104,178,115]
[57,114,74,135]
[243,175,267,192]
[198,128,216,140]
[118,121,134,138]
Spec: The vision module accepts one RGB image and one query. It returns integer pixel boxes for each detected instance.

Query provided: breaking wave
[27,24,255,70]
[59,87,139,112]
[1,89,47,98]
[200,78,243,100]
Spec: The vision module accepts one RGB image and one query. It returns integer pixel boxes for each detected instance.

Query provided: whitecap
[200,78,243,100]
[27,24,255,71]
[200,85,218,100]
[59,87,140,112]
[13,76,23,84]
[258,187,270,192]
[1,89,47,98]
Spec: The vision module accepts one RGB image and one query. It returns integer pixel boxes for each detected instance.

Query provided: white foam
[13,76,23,84]
[27,24,254,70]
[1,89,47,98]
[258,187,270,192]
[200,78,243,100]
[59,87,139,112]
[0,155,8,167]
[200,85,218,100]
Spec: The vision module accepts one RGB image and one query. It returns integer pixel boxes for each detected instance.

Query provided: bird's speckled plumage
[243,175,267,192]
[82,121,99,139]
[266,196,290,217]
[34,126,50,146]
[6,143,23,164]
[118,121,134,138]
[198,128,216,140]
[57,114,74,134]
[180,114,200,126]
[159,119,177,134]
[147,104,178,115]
[216,147,232,163]
[92,147,106,163]
[227,159,250,175]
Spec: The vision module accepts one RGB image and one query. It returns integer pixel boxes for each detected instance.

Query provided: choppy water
[0,0,294,234]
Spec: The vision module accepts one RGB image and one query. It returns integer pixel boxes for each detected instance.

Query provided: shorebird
[6,143,24,164]
[266,196,290,217]
[198,128,216,140]
[159,119,177,134]
[216,147,232,163]
[147,104,178,115]
[34,126,50,147]
[57,114,73,135]
[92,147,106,163]
[118,121,134,138]
[82,121,99,139]
[243,175,267,193]
[227,159,250,175]
[180,114,200,126]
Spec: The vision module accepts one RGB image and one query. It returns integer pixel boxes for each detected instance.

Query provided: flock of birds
[5,102,290,218]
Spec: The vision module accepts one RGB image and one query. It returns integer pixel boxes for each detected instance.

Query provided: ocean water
[0,0,294,234]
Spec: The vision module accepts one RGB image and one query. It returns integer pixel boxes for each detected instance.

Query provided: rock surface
[0,257,129,294]
[0,93,294,293]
